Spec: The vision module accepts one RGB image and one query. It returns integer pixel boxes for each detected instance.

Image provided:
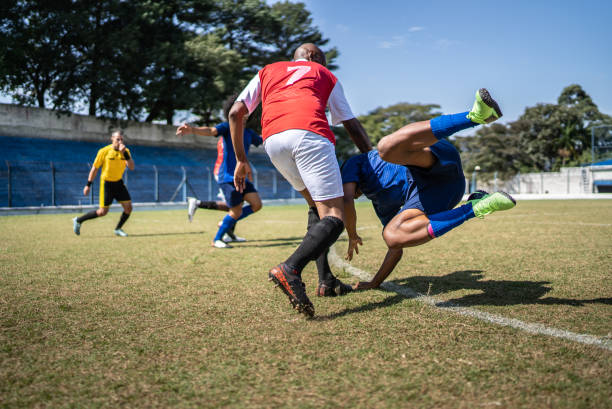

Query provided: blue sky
[294,0,612,133]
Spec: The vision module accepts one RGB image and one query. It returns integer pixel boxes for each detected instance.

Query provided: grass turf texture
[0,200,610,408]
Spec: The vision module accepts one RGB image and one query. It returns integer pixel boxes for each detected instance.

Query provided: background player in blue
[341,89,516,290]
[176,95,263,248]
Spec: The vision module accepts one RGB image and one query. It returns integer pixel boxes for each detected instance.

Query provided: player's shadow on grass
[392,270,612,307]
[315,294,406,321]
[239,237,303,248]
[126,231,207,237]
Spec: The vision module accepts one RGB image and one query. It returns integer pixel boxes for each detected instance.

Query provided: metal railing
[0,160,297,208]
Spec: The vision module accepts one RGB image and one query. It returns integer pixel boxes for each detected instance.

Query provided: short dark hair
[223,93,239,121]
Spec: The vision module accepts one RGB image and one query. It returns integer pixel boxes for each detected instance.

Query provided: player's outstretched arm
[353,247,403,290]
[342,118,372,154]
[176,124,218,138]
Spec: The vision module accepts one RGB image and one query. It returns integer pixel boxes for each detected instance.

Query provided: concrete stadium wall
[0,103,265,153]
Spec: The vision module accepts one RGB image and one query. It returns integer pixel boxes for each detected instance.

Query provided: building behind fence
[472,164,612,195]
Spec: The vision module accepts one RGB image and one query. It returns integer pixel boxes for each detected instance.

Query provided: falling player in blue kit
[341,89,516,289]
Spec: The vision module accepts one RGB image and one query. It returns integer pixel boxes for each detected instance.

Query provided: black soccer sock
[307,207,336,284]
[115,212,130,229]
[285,216,344,274]
[77,210,99,224]
[198,201,219,210]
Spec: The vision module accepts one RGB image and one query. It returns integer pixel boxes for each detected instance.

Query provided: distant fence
[0,161,297,208]
[470,165,612,195]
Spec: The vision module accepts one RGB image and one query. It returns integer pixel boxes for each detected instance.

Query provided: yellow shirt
[93,145,132,182]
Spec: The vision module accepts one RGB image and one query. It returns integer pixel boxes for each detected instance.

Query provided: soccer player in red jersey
[229,43,372,316]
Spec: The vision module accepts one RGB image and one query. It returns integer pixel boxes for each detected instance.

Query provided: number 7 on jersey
[285,66,311,86]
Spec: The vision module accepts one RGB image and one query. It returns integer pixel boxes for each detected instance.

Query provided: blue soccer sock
[430,111,478,140]
[427,203,475,238]
[237,205,254,221]
[214,214,238,241]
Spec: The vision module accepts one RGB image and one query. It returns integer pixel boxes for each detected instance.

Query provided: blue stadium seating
[0,135,295,207]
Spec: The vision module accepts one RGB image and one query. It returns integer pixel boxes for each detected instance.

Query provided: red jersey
[257,61,338,144]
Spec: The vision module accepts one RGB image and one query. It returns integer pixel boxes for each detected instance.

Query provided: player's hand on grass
[234,161,252,193]
[353,281,376,291]
[345,235,363,261]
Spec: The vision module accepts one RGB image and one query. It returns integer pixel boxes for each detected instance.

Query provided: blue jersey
[341,150,409,226]
[213,122,262,184]
[341,140,465,226]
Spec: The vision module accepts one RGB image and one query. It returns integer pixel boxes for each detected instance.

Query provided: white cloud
[377,35,405,49]
[408,26,424,32]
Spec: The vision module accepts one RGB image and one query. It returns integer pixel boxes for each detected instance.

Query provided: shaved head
[293,43,326,66]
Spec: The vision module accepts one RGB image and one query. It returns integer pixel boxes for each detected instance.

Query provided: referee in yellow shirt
[72,131,135,237]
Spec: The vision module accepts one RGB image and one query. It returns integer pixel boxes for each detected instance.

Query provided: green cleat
[466,189,489,205]
[472,191,516,218]
[467,88,503,124]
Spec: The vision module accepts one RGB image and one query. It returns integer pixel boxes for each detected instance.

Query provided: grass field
[1,200,611,408]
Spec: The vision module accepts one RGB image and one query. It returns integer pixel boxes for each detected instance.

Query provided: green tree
[67,0,142,117]
[1,0,339,124]
[513,85,610,170]
[456,123,526,178]
[0,0,80,109]
[358,103,442,144]
[266,1,338,69]
[332,102,442,161]
[183,33,244,123]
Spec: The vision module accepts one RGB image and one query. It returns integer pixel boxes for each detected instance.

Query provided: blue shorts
[218,180,257,208]
[400,141,466,215]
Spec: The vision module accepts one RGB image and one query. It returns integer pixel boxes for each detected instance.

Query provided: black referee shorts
[100,179,131,208]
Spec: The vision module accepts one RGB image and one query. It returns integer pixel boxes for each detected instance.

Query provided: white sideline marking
[328,245,612,351]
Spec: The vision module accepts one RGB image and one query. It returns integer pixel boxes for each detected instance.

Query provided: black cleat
[268,264,314,317]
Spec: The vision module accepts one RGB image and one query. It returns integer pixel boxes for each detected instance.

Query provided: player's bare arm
[342,118,372,154]
[228,101,252,192]
[342,182,362,261]
[353,247,403,290]
[176,124,219,138]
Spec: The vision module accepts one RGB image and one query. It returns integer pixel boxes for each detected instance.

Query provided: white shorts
[264,129,343,201]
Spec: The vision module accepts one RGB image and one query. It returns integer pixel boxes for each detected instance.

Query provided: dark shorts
[400,177,465,215]
[100,179,131,208]
[399,141,466,216]
[218,180,257,208]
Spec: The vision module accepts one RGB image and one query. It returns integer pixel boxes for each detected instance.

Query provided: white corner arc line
[328,245,612,351]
